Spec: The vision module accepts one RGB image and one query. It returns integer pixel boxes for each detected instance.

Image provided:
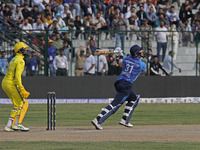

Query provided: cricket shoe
[91,118,103,130]
[119,119,133,128]
[4,126,14,132]
[12,124,29,131]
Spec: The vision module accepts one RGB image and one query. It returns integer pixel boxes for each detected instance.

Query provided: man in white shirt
[19,19,33,34]
[95,54,107,76]
[84,48,95,76]
[53,49,68,76]
[33,18,45,34]
[155,20,169,61]
[163,51,181,75]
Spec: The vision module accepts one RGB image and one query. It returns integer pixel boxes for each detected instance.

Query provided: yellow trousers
[2,79,23,119]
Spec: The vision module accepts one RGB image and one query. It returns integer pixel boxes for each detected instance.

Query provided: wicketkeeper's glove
[18,85,30,99]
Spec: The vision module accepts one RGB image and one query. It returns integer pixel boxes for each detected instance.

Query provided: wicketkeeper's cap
[130,45,143,56]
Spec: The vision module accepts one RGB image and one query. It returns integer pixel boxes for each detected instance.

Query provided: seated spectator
[150,55,170,76]
[155,13,169,27]
[75,45,86,76]
[80,0,92,15]
[63,0,80,17]
[105,5,115,28]
[169,0,180,7]
[91,0,106,16]
[22,4,31,21]
[140,19,153,53]
[49,19,61,35]
[33,18,45,34]
[13,0,25,7]
[87,34,97,55]
[53,33,64,53]
[50,0,64,12]
[144,0,156,13]
[163,51,181,75]
[41,5,52,21]
[134,0,143,12]
[179,0,194,24]
[156,8,166,18]
[48,39,57,76]
[55,13,68,32]
[123,0,134,19]
[166,6,179,28]
[63,12,74,30]
[194,8,200,22]
[3,5,12,20]
[74,16,83,39]
[44,14,53,28]
[179,20,194,47]
[92,12,109,38]
[192,20,200,43]
[12,6,24,25]
[53,49,68,76]
[84,47,95,76]
[61,5,73,19]
[157,0,169,12]
[0,51,7,76]
[136,5,148,23]
[111,0,124,11]
[83,14,93,39]
[32,0,45,12]
[20,19,33,34]
[26,51,42,76]
[126,13,139,40]
[146,6,157,27]
[30,5,40,23]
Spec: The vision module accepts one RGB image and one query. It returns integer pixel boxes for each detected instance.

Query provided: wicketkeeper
[91,45,146,130]
[2,42,30,132]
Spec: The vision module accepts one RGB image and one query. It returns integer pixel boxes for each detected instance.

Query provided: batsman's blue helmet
[130,45,143,56]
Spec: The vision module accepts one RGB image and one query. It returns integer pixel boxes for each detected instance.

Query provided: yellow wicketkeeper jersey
[3,53,25,87]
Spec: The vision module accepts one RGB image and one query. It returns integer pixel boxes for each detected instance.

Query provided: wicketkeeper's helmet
[14,42,28,53]
[130,45,143,56]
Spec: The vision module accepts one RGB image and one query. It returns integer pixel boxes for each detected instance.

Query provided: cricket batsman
[2,42,30,132]
[91,45,146,130]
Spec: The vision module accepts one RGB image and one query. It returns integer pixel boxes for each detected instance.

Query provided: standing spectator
[126,13,139,40]
[166,6,179,28]
[111,0,124,11]
[80,0,92,15]
[30,5,40,22]
[26,51,41,76]
[87,34,97,55]
[74,16,84,39]
[91,0,106,16]
[12,6,24,25]
[63,0,80,17]
[75,45,86,76]
[95,54,107,75]
[179,0,194,25]
[155,20,169,61]
[112,13,127,48]
[150,55,170,76]
[179,20,194,47]
[136,5,148,23]
[163,51,181,75]
[144,0,156,13]
[84,47,95,76]
[53,49,68,76]
[107,53,116,75]
[192,20,200,44]
[0,51,7,76]
[48,39,57,76]
[32,0,45,12]
[140,19,153,53]
[157,0,169,12]
[32,18,45,34]
[155,13,169,27]
[168,24,179,60]
[63,42,70,64]
[53,33,64,53]
[146,6,157,27]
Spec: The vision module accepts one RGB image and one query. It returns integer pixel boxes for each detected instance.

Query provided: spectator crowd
[0,0,200,76]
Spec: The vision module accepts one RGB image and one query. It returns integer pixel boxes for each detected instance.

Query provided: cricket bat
[94,49,115,55]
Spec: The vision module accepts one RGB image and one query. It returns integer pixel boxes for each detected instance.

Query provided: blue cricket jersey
[48,46,56,64]
[117,56,146,84]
